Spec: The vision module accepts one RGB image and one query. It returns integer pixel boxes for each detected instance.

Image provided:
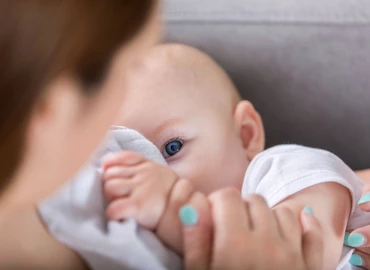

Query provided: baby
[102,44,369,269]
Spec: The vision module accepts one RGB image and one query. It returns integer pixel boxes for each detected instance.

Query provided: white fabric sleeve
[38,127,181,270]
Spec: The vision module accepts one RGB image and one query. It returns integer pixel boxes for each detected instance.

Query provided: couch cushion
[164,0,370,170]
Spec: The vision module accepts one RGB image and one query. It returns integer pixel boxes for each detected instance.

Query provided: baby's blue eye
[162,140,183,158]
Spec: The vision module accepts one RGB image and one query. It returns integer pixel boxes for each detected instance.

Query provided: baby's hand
[102,151,179,230]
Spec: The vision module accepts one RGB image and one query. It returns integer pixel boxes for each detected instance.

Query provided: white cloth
[38,127,181,270]
[242,144,369,270]
[39,127,368,270]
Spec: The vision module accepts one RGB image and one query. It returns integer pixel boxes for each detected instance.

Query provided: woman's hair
[0,1,154,192]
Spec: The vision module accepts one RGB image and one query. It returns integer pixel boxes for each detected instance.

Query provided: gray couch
[164,0,370,170]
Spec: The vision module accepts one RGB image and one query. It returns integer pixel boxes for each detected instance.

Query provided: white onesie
[39,128,369,270]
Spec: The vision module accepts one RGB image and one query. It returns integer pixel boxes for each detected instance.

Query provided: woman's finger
[209,188,250,233]
[300,208,324,270]
[208,188,251,269]
[357,170,370,211]
[349,250,369,269]
[354,246,370,256]
[358,193,370,212]
[180,192,211,270]
[273,207,301,249]
[347,227,370,248]
[245,194,276,233]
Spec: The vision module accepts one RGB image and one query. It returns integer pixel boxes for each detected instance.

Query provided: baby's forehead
[130,44,237,101]
[120,45,242,134]
[132,45,204,83]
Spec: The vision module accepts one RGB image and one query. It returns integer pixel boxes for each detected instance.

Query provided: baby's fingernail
[179,205,199,226]
[303,206,314,215]
[348,232,367,247]
[350,254,363,267]
[344,232,350,246]
[358,193,370,205]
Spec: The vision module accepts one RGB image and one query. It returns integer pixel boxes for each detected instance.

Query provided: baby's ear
[234,100,265,161]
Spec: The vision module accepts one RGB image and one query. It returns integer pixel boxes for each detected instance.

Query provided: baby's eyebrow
[153,118,184,138]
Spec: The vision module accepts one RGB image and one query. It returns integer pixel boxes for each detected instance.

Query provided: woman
[0,1,323,269]
[0,1,160,268]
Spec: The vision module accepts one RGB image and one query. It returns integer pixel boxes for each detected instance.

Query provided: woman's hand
[344,169,370,269]
[357,170,370,184]
[180,188,324,270]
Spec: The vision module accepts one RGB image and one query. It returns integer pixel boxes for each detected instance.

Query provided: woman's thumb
[179,192,212,270]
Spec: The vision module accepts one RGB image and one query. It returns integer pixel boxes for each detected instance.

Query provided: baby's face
[118,53,249,194]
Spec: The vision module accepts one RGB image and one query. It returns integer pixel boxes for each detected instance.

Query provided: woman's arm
[0,206,88,270]
[274,182,351,270]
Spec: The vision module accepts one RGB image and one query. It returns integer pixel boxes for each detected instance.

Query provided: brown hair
[0,1,154,192]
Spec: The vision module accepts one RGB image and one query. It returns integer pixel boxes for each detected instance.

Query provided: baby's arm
[103,151,202,254]
[273,182,351,270]
[357,169,370,182]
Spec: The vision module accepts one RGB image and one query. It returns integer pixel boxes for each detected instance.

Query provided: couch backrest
[164,0,370,170]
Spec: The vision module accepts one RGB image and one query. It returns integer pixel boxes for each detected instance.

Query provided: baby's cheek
[187,170,216,195]
[170,148,238,195]
[168,159,202,187]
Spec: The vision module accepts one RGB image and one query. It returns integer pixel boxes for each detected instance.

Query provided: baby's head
[118,44,265,194]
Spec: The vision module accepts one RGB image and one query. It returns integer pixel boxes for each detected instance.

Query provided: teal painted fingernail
[344,232,350,246]
[348,233,367,247]
[303,206,314,215]
[179,205,199,226]
[350,254,363,266]
[358,193,370,205]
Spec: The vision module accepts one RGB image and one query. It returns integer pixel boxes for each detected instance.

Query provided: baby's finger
[106,198,137,221]
[102,151,145,170]
[107,194,167,230]
[103,166,136,181]
[300,208,323,270]
[103,179,134,201]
